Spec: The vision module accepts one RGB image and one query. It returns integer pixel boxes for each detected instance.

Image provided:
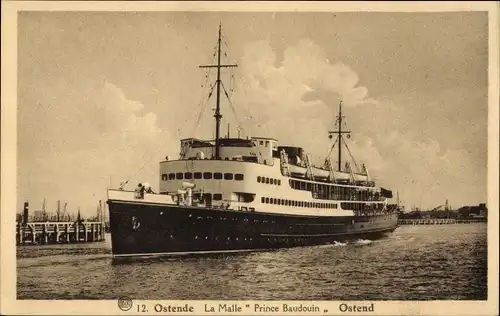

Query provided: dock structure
[16,221,105,245]
[398,218,487,225]
[17,200,107,245]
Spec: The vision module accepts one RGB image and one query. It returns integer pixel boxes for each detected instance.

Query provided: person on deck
[135,183,145,199]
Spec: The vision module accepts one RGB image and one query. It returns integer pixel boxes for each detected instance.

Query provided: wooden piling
[16,221,105,245]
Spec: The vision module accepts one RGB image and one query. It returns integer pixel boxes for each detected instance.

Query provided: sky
[17,11,489,217]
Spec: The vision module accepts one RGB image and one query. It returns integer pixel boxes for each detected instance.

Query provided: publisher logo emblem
[118,296,133,311]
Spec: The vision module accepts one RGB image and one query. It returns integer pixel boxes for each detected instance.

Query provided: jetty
[16,221,105,245]
[16,201,106,245]
[398,218,487,225]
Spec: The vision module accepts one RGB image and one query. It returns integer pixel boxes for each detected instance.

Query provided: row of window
[261,196,338,209]
[341,202,385,211]
[162,172,244,181]
[257,176,281,186]
[192,193,223,201]
[163,234,309,244]
[289,179,384,202]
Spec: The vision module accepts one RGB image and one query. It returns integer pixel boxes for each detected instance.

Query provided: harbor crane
[61,202,68,221]
[430,205,443,212]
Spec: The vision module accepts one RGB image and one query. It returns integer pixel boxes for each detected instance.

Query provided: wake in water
[333,241,348,247]
[314,239,372,249]
[354,239,374,245]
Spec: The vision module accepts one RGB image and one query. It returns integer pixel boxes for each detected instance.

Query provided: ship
[107,24,399,258]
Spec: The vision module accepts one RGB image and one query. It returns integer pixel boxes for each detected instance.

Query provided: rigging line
[194,81,215,129]
[187,76,212,137]
[192,82,216,137]
[119,129,173,189]
[343,141,361,174]
[219,62,251,135]
[187,42,217,125]
[120,127,172,174]
[326,136,339,158]
[221,81,246,135]
[185,40,219,137]
[188,65,217,137]
[221,33,229,48]
[224,74,254,131]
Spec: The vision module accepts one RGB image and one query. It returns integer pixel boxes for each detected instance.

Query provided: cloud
[237,39,376,108]
[364,130,485,209]
[19,81,176,216]
[231,39,378,156]
[229,39,486,209]
[18,36,486,215]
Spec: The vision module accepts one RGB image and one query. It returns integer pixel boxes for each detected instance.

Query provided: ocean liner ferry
[107,25,398,257]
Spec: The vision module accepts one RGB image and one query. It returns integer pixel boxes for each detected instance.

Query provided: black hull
[108,201,398,257]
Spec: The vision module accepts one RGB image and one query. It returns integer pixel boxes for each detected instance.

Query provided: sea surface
[17,224,487,300]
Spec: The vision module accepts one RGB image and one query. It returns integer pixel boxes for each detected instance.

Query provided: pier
[398,218,487,225]
[16,221,105,245]
[16,200,107,245]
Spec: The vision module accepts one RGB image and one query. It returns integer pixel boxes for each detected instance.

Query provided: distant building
[421,212,431,219]
[457,203,487,218]
[478,203,487,218]
[33,210,43,221]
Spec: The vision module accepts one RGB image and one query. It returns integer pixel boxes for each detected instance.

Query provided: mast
[56,200,60,222]
[328,101,351,171]
[338,102,342,171]
[199,23,238,160]
[42,198,46,221]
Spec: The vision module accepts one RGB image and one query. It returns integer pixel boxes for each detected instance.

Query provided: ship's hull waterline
[108,201,398,257]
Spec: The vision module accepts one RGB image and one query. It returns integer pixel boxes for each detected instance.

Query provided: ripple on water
[17,224,487,300]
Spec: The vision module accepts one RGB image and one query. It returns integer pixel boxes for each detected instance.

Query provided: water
[17,224,487,300]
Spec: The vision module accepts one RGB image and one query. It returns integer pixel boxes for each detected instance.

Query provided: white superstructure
[159,137,388,218]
